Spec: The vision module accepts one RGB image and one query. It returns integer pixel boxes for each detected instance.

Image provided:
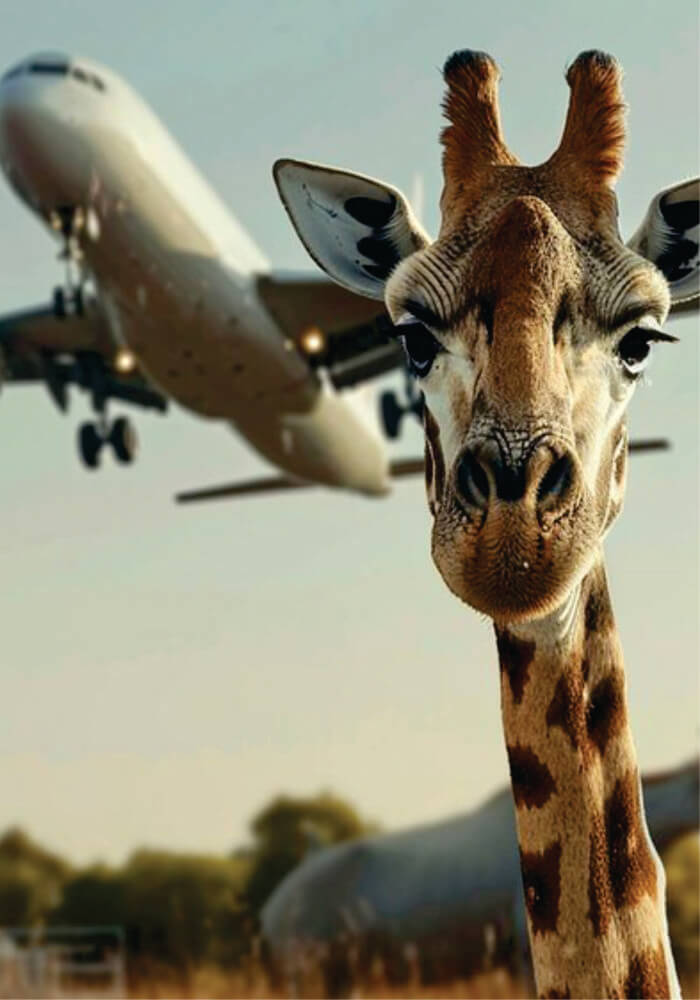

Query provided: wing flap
[257,271,403,388]
[257,272,385,337]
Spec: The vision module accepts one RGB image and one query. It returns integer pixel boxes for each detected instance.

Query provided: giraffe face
[385,193,670,623]
[273,49,697,625]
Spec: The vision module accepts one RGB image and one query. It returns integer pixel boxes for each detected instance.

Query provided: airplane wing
[175,458,425,504]
[0,298,167,414]
[175,443,669,504]
[257,272,403,388]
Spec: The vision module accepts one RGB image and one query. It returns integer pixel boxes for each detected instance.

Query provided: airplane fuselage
[0,53,390,494]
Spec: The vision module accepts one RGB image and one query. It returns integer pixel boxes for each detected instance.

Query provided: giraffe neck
[495,558,680,999]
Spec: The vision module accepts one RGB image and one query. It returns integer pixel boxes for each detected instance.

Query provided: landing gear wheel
[109,416,138,464]
[73,286,85,316]
[53,286,66,319]
[78,421,102,469]
[53,285,84,318]
[380,390,405,440]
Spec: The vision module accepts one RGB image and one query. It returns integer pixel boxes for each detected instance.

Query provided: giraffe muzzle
[455,439,580,525]
[432,437,594,621]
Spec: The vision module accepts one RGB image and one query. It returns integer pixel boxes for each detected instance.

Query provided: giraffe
[272,50,699,998]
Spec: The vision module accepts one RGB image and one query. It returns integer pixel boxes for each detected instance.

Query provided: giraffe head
[274,50,699,625]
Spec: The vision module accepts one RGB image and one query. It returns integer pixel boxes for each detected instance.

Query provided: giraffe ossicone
[274,49,698,999]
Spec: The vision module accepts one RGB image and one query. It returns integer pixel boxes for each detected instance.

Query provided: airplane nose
[0,93,44,182]
[0,54,73,162]
[0,62,86,210]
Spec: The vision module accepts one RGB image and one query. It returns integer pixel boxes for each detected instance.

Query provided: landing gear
[53,285,85,319]
[50,205,86,319]
[380,391,405,440]
[44,206,146,471]
[380,380,423,440]
[109,416,138,464]
[77,415,138,469]
[78,421,102,469]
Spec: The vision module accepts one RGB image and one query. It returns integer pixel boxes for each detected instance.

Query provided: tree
[663,833,699,982]
[124,850,251,970]
[51,850,252,973]
[243,791,376,913]
[49,864,125,928]
[0,827,70,927]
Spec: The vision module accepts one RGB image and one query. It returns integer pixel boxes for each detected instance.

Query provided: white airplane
[0,51,418,500]
[0,53,693,501]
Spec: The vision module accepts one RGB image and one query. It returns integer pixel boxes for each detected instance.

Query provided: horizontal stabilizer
[175,439,668,504]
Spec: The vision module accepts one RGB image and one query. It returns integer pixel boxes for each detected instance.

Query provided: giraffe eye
[397,320,443,377]
[616,327,654,377]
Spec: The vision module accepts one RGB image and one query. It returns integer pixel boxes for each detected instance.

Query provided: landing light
[299,327,325,356]
[114,349,136,374]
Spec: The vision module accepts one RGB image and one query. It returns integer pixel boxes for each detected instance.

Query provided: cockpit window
[1,59,105,93]
[28,60,70,75]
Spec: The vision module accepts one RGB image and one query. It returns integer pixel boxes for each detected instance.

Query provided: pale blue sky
[0,0,696,863]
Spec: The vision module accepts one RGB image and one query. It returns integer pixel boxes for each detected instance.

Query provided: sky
[0,0,697,865]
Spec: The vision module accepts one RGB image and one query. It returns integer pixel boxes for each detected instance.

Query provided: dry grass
[129,963,528,999]
[128,967,700,1000]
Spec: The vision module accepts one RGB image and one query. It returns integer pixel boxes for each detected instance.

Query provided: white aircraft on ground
[262,760,698,988]
[0,53,694,501]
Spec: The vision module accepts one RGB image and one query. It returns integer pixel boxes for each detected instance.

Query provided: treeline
[0,791,375,974]
[0,796,697,987]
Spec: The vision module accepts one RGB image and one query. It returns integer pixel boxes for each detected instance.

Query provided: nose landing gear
[50,205,87,319]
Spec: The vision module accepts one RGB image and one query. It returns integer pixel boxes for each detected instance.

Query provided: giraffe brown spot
[623,944,670,999]
[586,672,625,754]
[423,406,445,506]
[605,771,658,910]
[520,840,562,936]
[587,812,614,937]
[507,744,556,809]
[541,989,570,999]
[495,629,535,704]
[545,669,586,749]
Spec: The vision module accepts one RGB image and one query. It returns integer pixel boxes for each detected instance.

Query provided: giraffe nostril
[536,453,573,506]
[457,450,491,509]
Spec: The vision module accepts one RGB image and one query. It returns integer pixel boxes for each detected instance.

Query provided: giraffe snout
[455,439,580,523]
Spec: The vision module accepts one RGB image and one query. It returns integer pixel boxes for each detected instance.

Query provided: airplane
[0,53,695,502]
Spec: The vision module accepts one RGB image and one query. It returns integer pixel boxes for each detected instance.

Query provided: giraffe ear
[627,178,700,312]
[273,159,429,300]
